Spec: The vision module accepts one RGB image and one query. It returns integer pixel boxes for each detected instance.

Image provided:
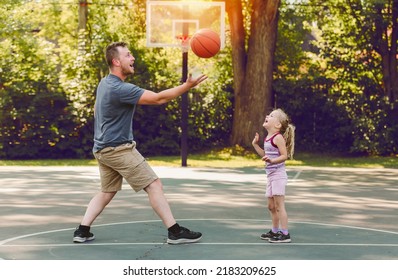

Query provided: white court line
[1,219,397,247]
[1,243,398,248]
[0,227,78,246]
[292,170,302,180]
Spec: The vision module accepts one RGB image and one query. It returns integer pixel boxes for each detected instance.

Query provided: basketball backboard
[146,1,225,49]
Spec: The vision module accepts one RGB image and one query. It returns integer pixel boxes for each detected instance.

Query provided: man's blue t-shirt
[93,74,145,152]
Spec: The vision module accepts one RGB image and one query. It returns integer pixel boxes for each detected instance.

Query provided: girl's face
[263,110,281,130]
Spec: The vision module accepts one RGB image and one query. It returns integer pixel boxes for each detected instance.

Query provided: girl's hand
[252,132,259,145]
[262,155,272,163]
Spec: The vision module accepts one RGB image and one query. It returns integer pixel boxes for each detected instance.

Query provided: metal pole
[181,52,188,167]
[181,7,189,167]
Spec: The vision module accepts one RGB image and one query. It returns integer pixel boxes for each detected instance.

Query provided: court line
[1,218,397,247]
[91,218,398,236]
[292,170,302,180]
[1,243,398,247]
[0,227,79,246]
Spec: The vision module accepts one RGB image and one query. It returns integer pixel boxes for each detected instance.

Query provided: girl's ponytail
[275,108,295,159]
[283,124,295,159]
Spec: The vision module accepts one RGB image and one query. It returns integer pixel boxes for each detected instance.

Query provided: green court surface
[0,165,397,260]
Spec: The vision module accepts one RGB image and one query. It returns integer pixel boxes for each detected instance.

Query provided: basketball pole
[181,7,189,167]
[181,51,188,167]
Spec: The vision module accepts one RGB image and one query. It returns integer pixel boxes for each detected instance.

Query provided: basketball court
[0,165,397,261]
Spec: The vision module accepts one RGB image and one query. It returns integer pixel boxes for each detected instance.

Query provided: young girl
[252,108,295,243]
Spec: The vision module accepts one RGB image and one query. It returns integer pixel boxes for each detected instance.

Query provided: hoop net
[176,35,191,53]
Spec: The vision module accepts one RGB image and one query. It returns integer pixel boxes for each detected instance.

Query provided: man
[73,42,207,244]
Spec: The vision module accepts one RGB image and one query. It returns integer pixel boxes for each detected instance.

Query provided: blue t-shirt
[93,74,145,152]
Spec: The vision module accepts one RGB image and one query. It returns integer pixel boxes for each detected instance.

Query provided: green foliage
[0,3,72,159]
[274,76,354,153]
[133,46,234,156]
[275,2,353,153]
[309,0,398,155]
[186,48,234,153]
[274,0,398,155]
[0,0,396,160]
[0,0,234,159]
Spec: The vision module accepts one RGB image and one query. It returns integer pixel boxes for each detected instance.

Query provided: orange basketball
[190,29,221,58]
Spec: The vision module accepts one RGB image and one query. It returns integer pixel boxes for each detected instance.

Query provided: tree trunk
[374,0,398,104]
[228,0,280,147]
[226,0,247,144]
[388,0,398,103]
[78,0,88,31]
[78,0,89,54]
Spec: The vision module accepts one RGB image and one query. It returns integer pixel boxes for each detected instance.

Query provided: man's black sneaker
[269,231,291,243]
[167,227,202,244]
[260,230,279,240]
[73,227,95,243]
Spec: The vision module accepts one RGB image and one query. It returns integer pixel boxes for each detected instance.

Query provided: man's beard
[121,66,133,76]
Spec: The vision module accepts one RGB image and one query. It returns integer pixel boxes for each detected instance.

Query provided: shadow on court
[0,165,397,260]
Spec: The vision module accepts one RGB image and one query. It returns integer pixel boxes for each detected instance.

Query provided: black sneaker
[73,227,95,243]
[167,227,202,244]
[260,230,279,240]
[269,231,291,243]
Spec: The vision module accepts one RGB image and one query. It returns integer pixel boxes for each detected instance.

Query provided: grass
[289,152,398,169]
[0,147,397,168]
[147,150,398,169]
[0,159,98,166]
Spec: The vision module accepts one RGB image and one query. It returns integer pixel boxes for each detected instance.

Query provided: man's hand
[185,73,208,88]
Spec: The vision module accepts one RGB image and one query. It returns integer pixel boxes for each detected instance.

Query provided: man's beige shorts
[93,142,158,192]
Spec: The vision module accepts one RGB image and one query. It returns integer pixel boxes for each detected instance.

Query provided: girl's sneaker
[260,230,279,240]
[269,231,291,243]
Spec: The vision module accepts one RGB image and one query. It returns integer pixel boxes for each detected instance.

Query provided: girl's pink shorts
[266,167,288,197]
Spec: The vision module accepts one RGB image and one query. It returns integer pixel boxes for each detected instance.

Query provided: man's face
[115,46,135,76]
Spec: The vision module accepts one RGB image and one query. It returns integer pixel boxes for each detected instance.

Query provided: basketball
[190,29,221,58]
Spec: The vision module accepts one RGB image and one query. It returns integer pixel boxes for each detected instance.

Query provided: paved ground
[0,165,397,260]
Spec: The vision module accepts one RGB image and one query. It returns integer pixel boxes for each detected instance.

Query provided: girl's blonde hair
[274,108,295,159]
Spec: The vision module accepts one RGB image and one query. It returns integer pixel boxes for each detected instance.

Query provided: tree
[331,0,398,104]
[0,1,81,159]
[306,0,398,154]
[226,0,280,147]
[365,0,397,104]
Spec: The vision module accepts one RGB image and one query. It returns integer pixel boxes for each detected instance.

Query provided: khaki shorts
[93,142,158,192]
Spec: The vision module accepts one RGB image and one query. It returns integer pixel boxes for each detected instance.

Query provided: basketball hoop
[176,35,191,53]
[146,1,226,167]
[146,1,225,49]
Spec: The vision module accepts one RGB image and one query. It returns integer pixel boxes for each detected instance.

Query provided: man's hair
[105,42,128,67]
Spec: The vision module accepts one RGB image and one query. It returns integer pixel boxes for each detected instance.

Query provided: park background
[0,0,397,164]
